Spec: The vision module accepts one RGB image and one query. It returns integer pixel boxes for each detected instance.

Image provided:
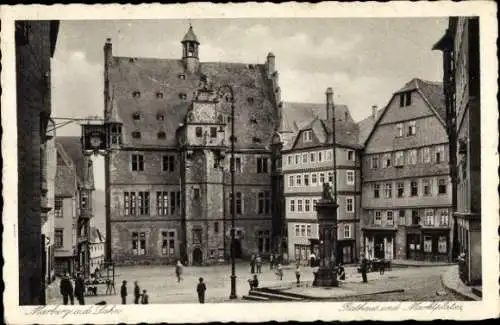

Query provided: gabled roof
[56,136,94,188]
[55,143,78,197]
[363,78,446,147]
[356,108,383,146]
[279,102,325,132]
[89,227,105,243]
[109,56,278,149]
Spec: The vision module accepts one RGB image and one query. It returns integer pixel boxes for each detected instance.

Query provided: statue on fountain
[322,182,335,201]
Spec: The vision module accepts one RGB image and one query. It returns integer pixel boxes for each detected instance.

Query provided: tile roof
[56,136,94,188]
[396,78,445,121]
[55,143,78,197]
[357,108,383,146]
[279,102,325,132]
[109,56,278,149]
[89,226,105,243]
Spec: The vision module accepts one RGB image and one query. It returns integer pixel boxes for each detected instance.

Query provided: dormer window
[303,130,313,142]
[156,92,164,99]
[178,74,186,80]
[252,137,261,144]
[399,91,412,107]
[247,97,254,104]
[179,93,187,100]
[132,112,141,120]
[132,91,141,98]
[132,131,141,139]
[157,113,165,121]
[157,131,166,139]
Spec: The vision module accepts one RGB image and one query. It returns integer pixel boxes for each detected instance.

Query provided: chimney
[326,87,334,121]
[266,52,275,78]
[372,105,378,120]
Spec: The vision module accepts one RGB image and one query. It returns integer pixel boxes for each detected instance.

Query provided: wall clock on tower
[89,133,103,149]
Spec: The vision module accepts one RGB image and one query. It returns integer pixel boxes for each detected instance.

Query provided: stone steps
[243,288,306,301]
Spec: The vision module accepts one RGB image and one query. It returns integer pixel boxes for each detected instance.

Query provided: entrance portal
[374,236,384,259]
[192,248,203,265]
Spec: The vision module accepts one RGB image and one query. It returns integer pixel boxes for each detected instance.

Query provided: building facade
[16,20,59,305]
[279,89,362,265]
[361,78,453,262]
[103,26,282,265]
[56,137,95,278]
[89,227,106,274]
[434,17,481,285]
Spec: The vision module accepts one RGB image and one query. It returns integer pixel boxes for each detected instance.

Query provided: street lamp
[218,85,237,300]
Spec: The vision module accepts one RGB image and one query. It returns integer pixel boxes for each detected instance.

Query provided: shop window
[438,236,447,253]
[423,236,432,253]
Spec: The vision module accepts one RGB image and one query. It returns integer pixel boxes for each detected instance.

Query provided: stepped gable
[55,141,78,197]
[109,56,278,149]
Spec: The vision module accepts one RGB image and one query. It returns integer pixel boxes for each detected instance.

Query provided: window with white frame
[398,210,406,225]
[328,171,333,183]
[55,198,63,218]
[295,224,300,236]
[319,172,325,184]
[407,149,418,165]
[423,179,432,196]
[439,210,449,226]
[344,224,351,238]
[435,145,446,163]
[305,199,311,212]
[374,211,382,225]
[161,231,176,256]
[424,209,434,226]
[438,179,447,194]
[346,150,354,161]
[422,147,431,163]
[303,130,313,142]
[300,224,306,237]
[318,151,323,162]
[312,199,318,211]
[423,236,432,253]
[384,183,392,198]
[346,197,354,213]
[346,170,355,185]
[289,175,295,187]
[371,156,379,169]
[304,174,309,186]
[386,210,394,225]
[410,180,419,196]
[287,155,293,165]
[306,225,312,237]
[327,150,333,161]
[296,175,302,186]
[297,199,303,212]
[311,173,317,185]
[395,151,404,166]
[295,154,300,164]
[289,199,295,212]
[397,182,405,198]
[373,184,380,198]
[382,153,392,168]
[310,152,316,163]
[132,232,146,256]
[396,123,403,137]
[302,153,308,164]
[407,121,416,136]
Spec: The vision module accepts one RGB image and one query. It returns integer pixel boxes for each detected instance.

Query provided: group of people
[59,273,86,305]
[120,280,149,304]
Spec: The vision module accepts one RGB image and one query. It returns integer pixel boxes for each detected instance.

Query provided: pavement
[46,261,466,304]
[440,264,481,301]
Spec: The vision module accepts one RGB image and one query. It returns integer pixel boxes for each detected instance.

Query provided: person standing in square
[120,280,128,304]
[197,277,206,304]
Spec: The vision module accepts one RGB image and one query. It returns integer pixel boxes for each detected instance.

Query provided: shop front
[362,227,396,260]
[337,240,356,264]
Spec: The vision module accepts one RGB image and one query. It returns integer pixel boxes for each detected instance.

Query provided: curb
[440,269,479,301]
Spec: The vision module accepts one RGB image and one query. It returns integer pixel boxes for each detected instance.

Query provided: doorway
[374,236,384,259]
[192,248,203,265]
[407,233,421,260]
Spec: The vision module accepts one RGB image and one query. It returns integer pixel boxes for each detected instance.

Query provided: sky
[51,18,448,193]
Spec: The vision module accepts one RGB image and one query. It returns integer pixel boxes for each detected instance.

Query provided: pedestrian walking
[269,254,274,270]
[256,255,262,274]
[250,254,256,274]
[379,259,385,275]
[74,273,85,305]
[337,263,346,281]
[295,264,301,284]
[141,289,149,304]
[276,264,283,280]
[134,281,141,304]
[120,280,128,304]
[59,273,74,305]
[176,260,184,283]
[197,277,206,304]
[360,256,368,283]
